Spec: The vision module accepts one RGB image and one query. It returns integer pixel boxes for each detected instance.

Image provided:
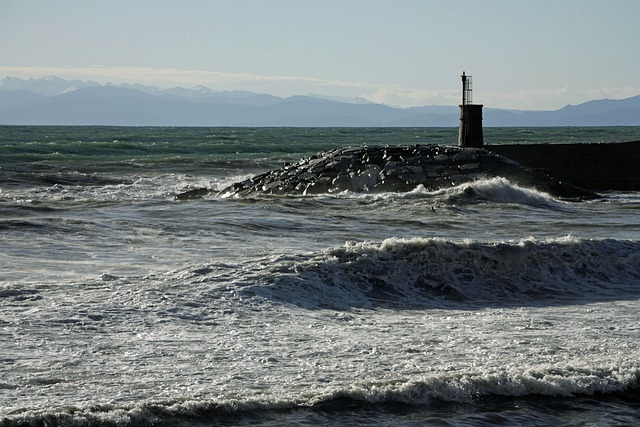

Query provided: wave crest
[431,177,563,208]
[3,366,637,427]
[238,236,640,309]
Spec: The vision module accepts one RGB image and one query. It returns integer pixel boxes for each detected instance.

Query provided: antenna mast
[458,71,483,148]
[461,71,473,105]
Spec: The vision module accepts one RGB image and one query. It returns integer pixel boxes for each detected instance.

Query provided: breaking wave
[236,236,640,309]
[3,366,638,427]
[403,177,565,208]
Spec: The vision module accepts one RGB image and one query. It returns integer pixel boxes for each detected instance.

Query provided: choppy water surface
[1,126,639,426]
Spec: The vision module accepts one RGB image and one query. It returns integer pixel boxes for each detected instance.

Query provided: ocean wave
[213,177,572,213]
[236,236,640,309]
[222,177,575,210]
[2,366,637,427]
[362,177,567,209]
[0,168,128,189]
[428,177,565,208]
[2,173,228,204]
[314,366,640,405]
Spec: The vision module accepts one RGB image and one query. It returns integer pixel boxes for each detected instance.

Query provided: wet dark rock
[178,145,600,200]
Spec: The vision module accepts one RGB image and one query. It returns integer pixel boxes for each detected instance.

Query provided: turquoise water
[1,126,639,426]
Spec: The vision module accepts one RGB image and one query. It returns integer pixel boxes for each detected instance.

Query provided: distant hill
[1,76,639,126]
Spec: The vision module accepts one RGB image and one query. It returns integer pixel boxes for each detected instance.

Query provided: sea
[1,126,639,426]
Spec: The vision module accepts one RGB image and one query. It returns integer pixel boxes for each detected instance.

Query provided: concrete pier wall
[487,140,640,191]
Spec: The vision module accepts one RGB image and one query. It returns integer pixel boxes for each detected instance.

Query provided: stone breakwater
[178,145,599,200]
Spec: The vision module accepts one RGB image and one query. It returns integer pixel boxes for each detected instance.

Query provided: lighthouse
[458,72,484,147]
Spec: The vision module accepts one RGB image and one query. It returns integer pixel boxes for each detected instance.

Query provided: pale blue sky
[1,0,638,109]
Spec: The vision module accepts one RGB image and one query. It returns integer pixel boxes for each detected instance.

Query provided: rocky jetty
[178,145,600,200]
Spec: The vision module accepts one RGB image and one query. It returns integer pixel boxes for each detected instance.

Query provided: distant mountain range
[1,76,639,127]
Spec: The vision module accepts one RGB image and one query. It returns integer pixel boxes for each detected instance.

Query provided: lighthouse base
[458,104,484,148]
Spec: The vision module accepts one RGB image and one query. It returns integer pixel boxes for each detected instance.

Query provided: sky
[1,0,639,110]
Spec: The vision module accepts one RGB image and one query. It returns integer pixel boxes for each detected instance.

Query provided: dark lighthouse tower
[458,72,483,147]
